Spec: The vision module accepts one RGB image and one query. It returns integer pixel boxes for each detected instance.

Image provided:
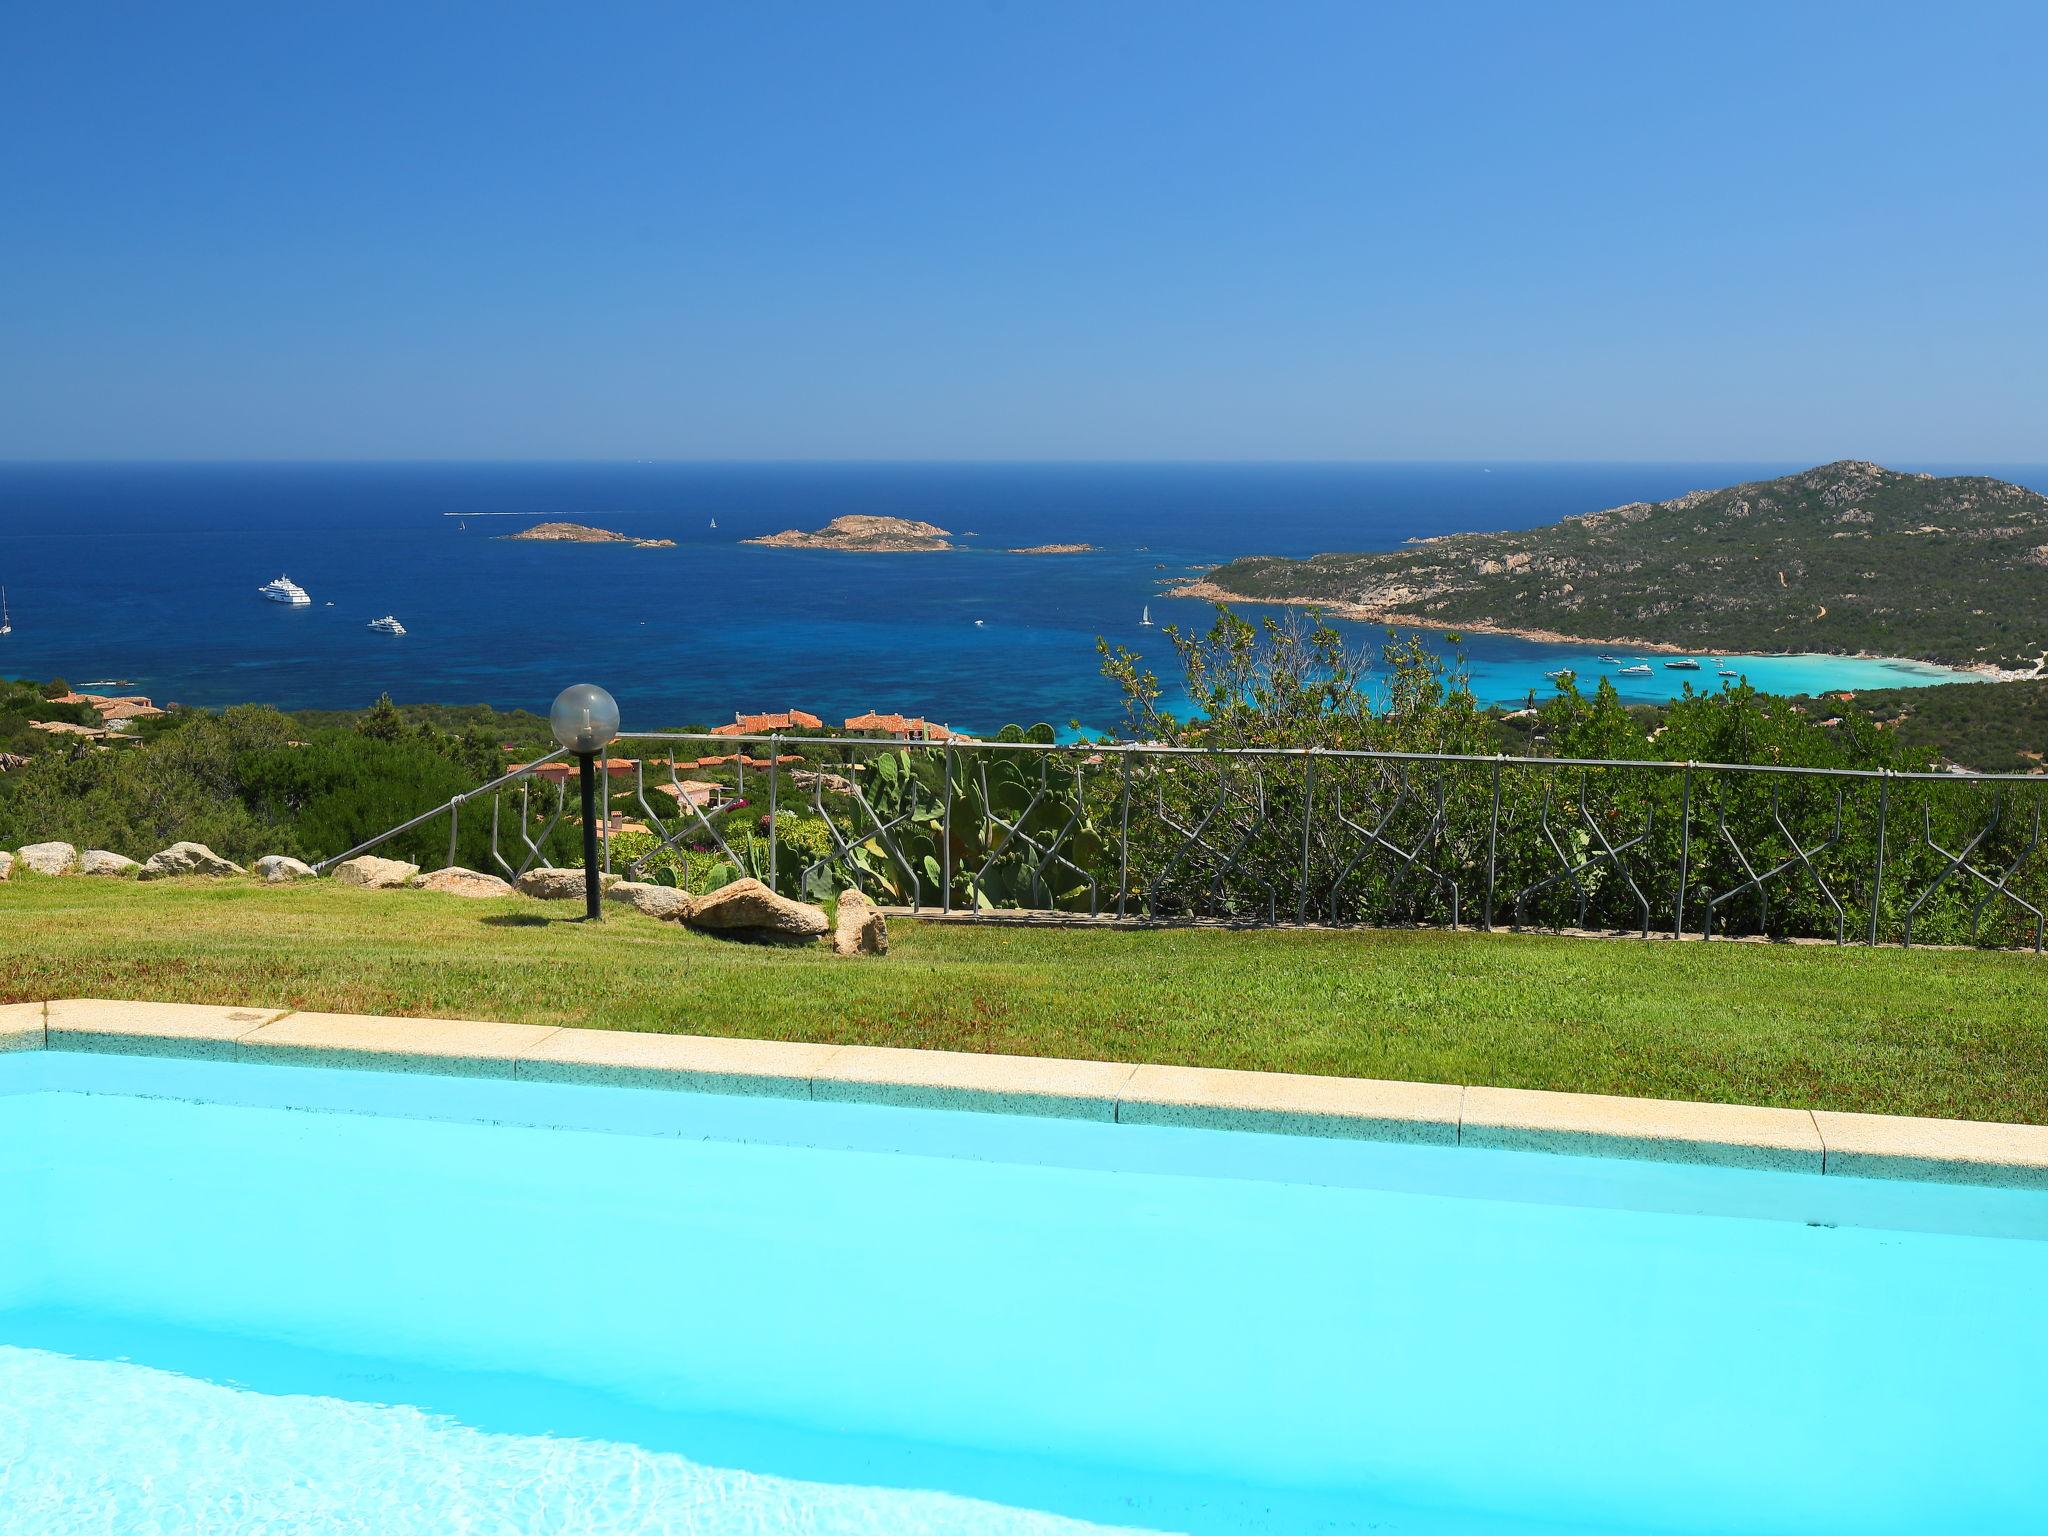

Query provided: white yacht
[1663,657,1702,671]
[1140,605,1155,627]
[259,575,311,606]
[0,587,11,636]
[368,615,406,635]
[1618,662,1653,677]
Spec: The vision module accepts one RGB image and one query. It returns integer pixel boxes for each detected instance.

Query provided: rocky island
[1007,542,1097,555]
[501,521,676,549]
[743,515,953,552]
[1186,462,2048,673]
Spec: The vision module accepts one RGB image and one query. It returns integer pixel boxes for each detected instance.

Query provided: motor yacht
[260,575,311,605]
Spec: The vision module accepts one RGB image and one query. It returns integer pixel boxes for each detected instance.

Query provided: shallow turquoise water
[2,1051,2044,1534]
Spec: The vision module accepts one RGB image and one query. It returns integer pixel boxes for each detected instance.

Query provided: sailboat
[1140,605,1154,627]
[710,517,718,530]
[0,587,10,636]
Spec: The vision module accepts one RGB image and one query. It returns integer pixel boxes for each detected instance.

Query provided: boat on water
[1663,658,1702,670]
[368,615,406,635]
[973,619,985,627]
[1543,669,1569,680]
[1599,654,1621,665]
[0,587,11,636]
[1618,662,1654,676]
[1140,605,1155,627]
[710,518,718,530]
[259,575,311,606]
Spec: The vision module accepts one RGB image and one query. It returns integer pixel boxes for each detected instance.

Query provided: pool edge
[10,998,2048,1189]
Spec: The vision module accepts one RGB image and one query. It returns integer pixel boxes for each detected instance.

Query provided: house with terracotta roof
[843,711,954,742]
[46,691,165,730]
[653,778,726,808]
[710,709,824,737]
[98,699,167,727]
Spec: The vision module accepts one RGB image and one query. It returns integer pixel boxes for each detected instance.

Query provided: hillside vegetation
[1203,462,2048,670]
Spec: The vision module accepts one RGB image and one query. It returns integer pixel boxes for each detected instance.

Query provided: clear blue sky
[3,1,2044,462]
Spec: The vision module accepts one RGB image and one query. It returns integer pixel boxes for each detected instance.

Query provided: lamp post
[549,683,620,921]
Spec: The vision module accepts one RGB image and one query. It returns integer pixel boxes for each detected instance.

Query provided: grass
[3,874,2045,1123]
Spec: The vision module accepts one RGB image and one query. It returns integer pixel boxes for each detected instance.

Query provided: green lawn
[3,874,2044,1123]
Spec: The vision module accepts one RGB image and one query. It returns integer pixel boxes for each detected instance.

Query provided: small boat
[1543,669,1569,680]
[1618,663,1653,677]
[260,575,311,606]
[1718,662,1740,677]
[973,619,986,628]
[710,518,718,530]
[0,587,10,636]
[1663,658,1702,671]
[1140,605,1155,627]
[368,615,406,635]
[1599,654,1620,665]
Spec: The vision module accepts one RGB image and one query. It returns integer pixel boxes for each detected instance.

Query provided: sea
[0,461,2028,738]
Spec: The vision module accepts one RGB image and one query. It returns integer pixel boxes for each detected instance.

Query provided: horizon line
[5,455,2046,470]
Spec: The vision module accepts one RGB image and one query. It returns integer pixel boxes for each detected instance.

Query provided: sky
[3,1,2045,462]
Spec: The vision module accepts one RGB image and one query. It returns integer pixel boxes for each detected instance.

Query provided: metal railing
[321,731,2048,952]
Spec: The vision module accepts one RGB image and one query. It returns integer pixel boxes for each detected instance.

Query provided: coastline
[1163,579,2035,681]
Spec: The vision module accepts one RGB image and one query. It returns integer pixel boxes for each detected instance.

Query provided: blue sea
[0,462,2023,736]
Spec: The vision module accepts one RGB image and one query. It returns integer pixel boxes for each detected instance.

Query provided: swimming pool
[3,1040,2044,1534]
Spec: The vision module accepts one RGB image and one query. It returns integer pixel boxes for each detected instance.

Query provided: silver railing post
[1116,748,1134,919]
[768,733,780,890]
[1869,769,1891,947]
[941,742,954,915]
[1673,761,1694,939]
[1483,755,1502,931]
[1296,748,1317,924]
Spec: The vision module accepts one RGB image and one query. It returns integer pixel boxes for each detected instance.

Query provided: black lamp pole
[550,684,620,925]
[578,749,603,922]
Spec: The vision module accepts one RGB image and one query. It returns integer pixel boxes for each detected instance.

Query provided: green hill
[1200,461,2048,670]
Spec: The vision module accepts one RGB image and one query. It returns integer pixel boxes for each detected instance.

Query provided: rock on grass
[330,855,418,889]
[139,842,244,880]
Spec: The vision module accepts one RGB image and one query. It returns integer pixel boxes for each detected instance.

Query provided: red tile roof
[843,711,953,741]
[710,709,824,736]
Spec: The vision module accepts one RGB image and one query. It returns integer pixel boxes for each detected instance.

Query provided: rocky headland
[1185,462,2048,674]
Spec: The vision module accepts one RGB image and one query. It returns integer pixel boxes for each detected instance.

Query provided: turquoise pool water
[2,1051,2044,1535]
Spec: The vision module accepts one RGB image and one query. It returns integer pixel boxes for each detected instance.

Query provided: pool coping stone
[517,1027,835,1099]
[238,1011,564,1079]
[0,1000,45,1053]
[1461,1085,1825,1173]
[1813,1109,2048,1190]
[811,1044,1138,1121]
[1118,1063,1462,1143]
[45,998,290,1061]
